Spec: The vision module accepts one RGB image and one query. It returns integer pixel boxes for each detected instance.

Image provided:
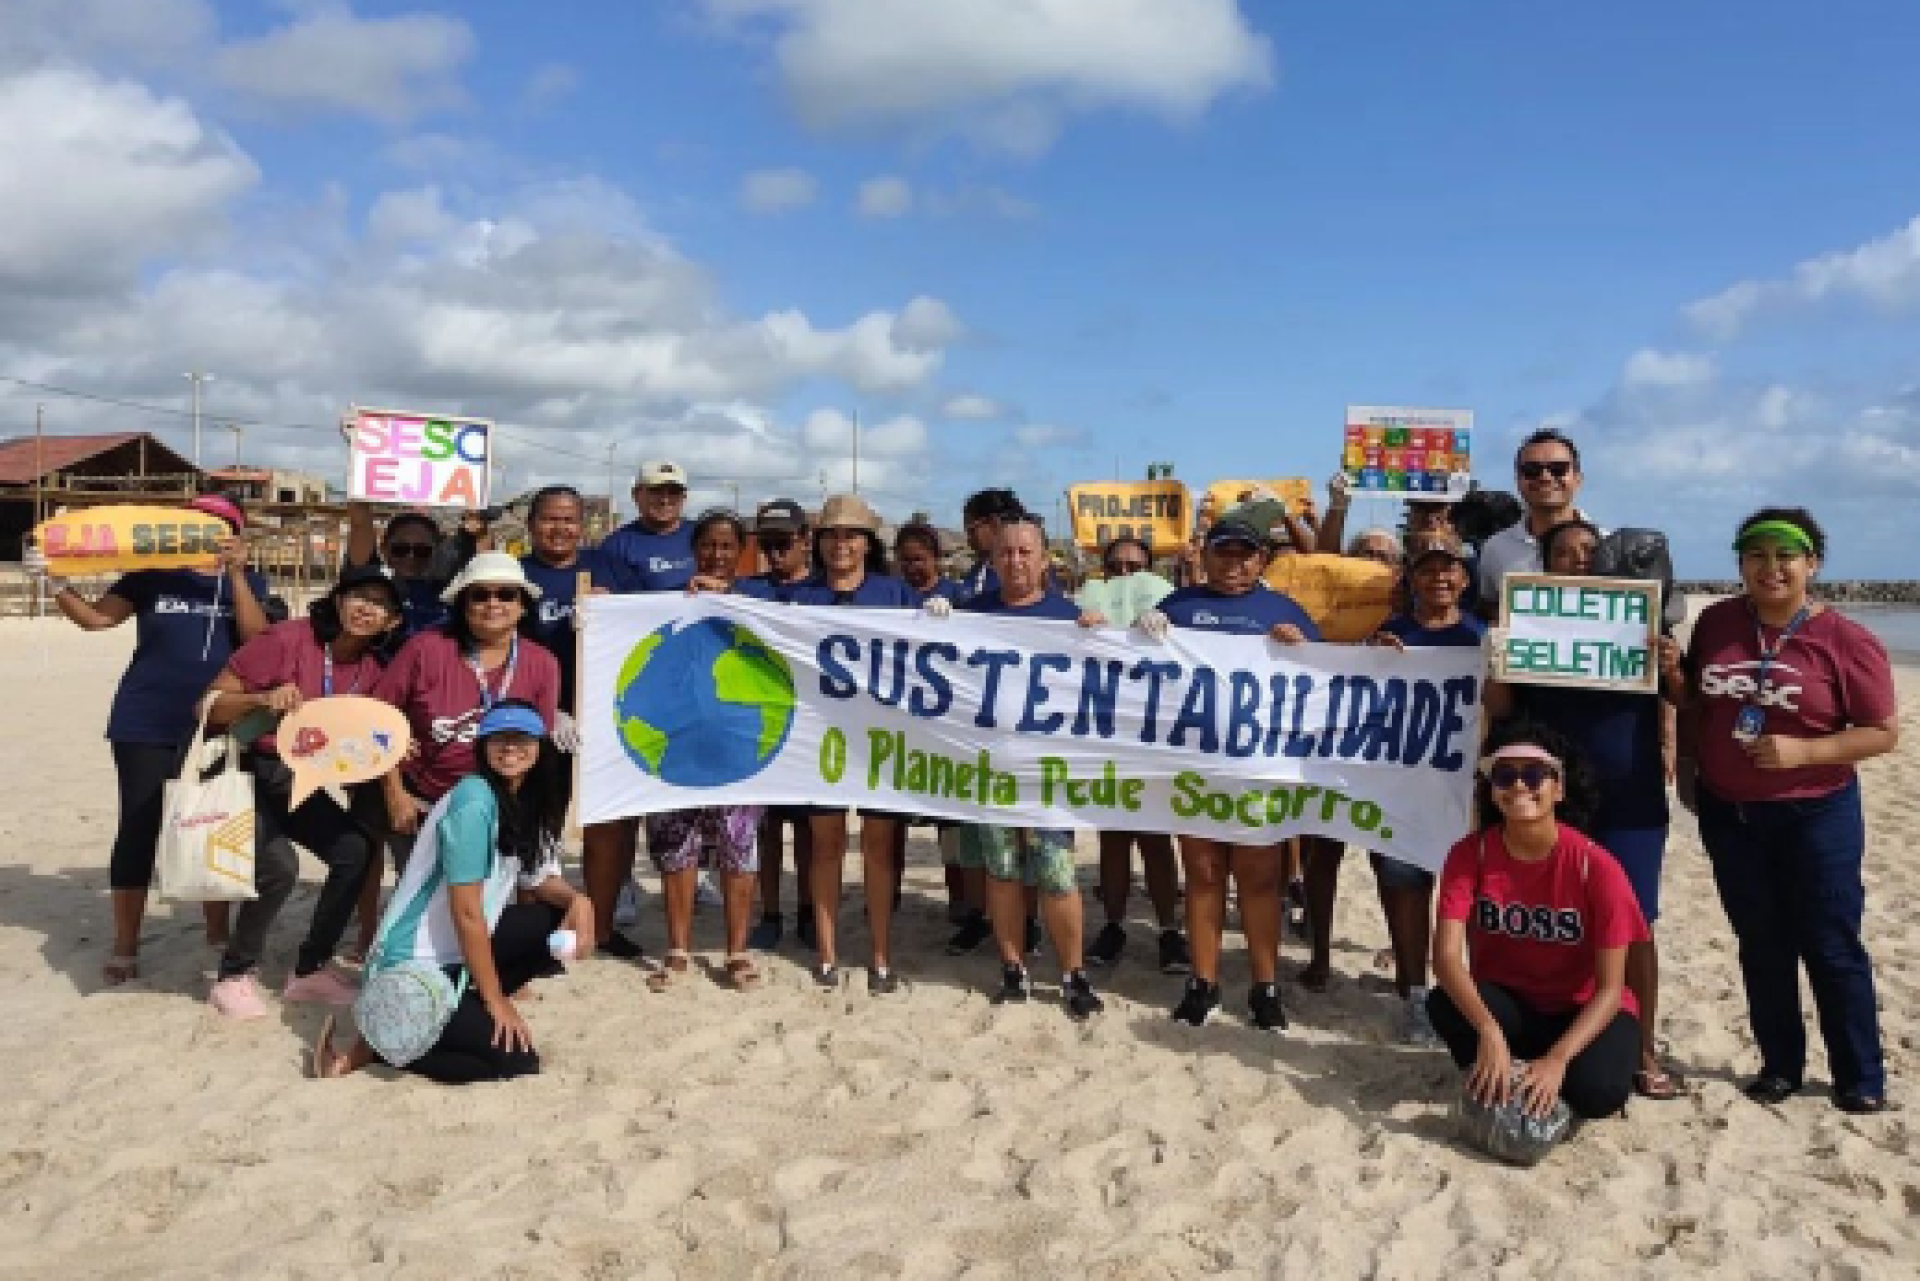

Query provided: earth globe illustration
[614,617,796,787]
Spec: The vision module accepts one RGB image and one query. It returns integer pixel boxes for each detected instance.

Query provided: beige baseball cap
[636,461,688,488]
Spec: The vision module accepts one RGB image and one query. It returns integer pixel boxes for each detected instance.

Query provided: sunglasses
[386,541,435,559]
[1489,762,1560,791]
[465,585,524,605]
[643,485,688,498]
[1518,460,1574,481]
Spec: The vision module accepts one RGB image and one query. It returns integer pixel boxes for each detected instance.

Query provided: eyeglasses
[385,541,435,559]
[1518,460,1574,481]
[465,585,523,604]
[1489,762,1560,791]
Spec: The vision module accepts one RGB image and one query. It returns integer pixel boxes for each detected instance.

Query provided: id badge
[1733,705,1765,744]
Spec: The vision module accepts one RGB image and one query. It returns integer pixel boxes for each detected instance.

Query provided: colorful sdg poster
[1342,406,1473,500]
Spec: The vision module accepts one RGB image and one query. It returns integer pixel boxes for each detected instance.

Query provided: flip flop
[645,949,691,993]
[101,954,139,985]
[724,953,764,992]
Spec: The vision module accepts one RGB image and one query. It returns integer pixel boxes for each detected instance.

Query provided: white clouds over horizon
[1687,214,1920,339]
[741,166,820,213]
[700,0,1273,156]
[215,4,475,124]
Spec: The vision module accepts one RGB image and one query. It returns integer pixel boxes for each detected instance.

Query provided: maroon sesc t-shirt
[226,620,383,755]
[370,628,560,803]
[1436,826,1649,1017]
[1687,599,1897,803]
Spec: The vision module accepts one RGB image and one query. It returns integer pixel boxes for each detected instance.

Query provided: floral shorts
[955,826,1078,896]
[645,807,764,875]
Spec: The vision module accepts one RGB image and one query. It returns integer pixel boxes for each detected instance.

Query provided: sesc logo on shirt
[1699,660,1803,712]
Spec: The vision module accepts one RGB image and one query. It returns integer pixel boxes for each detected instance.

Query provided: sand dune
[1,617,1914,1278]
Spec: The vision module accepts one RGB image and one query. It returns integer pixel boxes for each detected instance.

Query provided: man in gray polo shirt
[1476,427,1599,616]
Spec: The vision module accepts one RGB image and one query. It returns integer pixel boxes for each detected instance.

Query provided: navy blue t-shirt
[1159,583,1322,640]
[598,519,696,593]
[912,577,966,606]
[781,573,919,609]
[734,573,792,602]
[1519,684,1669,830]
[955,558,1000,604]
[521,548,622,708]
[1378,612,1486,649]
[960,589,1080,621]
[105,568,271,745]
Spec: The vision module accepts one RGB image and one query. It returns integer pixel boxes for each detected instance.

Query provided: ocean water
[1836,605,1920,658]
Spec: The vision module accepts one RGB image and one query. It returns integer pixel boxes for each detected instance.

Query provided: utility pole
[225,423,243,468]
[605,441,619,521]
[728,482,741,511]
[183,371,214,473]
[32,402,44,526]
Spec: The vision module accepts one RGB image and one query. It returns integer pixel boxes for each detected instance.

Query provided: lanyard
[1747,602,1811,697]
[319,641,370,698]
[465,635,519,711]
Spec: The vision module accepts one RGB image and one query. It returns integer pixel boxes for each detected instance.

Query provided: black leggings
[109,742,180,890]
[220,756,376,980]
[403,902,563,1086]
[1426,980,1639,1119]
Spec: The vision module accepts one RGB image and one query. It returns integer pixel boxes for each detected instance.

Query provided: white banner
[579,596,1485,870]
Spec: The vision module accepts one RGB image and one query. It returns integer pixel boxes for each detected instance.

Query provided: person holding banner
[738,499,818,951]
[782,494,919,991]
[1486,519,1684,1099]
[1660,509,1897,1114]
[200,566,402,1018]
[949,515,1106,1018]
[26,493,269,986]
[1138,516,1319,1031]
[648,510,766,992]
[1427,723,1648,1123]
[316,701,593,1084]
[369,554,561,865]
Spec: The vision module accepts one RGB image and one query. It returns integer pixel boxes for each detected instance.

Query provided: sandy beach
[1,615,1915,1280]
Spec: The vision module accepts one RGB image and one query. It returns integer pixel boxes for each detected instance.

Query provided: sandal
[102,954,139,986]
[1633,1065,1685,1100]
[724,953,764,992]
[645,949,692,993]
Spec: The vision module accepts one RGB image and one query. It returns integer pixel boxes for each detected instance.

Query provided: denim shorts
[1368,851,1435,893]
[956,826,1078,895]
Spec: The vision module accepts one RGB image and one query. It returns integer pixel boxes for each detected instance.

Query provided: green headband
[1733,519,1814,554]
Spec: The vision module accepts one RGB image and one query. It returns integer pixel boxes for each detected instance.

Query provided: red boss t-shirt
[1687,599,1898,803]
[370,629,560,803]
[1436,826,1649,1016]
[226,620,384,755]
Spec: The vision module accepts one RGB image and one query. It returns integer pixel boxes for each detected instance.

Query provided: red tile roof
[0,433,191,486]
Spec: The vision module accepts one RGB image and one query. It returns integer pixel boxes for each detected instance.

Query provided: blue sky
[4,1,1919,575]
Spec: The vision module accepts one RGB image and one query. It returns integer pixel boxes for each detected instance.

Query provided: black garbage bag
[1592,527,1686,629]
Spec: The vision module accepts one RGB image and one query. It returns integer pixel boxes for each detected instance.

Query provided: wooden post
[567,569,592,842]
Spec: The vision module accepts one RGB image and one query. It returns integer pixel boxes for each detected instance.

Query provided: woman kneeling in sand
[1427,723,1649,1123]
[316,701,594,1084]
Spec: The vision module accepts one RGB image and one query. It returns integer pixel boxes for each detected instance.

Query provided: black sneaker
[1157,929,1192,975]
[796,909,818,951]
[1062,969,1105,1020]
[992,963,1032,1004]
[868,965,900,996]
[1088,922,1127,967]
[1170,978,1221,1027]
[946,912,992,956]
[1024,916,1044,957]
[1249,982,1289,1033]
[599,932,644,961]
[811,961,839,989]
[1285,878,1308,933]
[747,913,783,951]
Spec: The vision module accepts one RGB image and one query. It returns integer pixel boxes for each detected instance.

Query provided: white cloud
[1686,214,1920,339]
[702,0,1274,156]
[522,62,580,113]
[216,4,475,124]
[366,186,456,244]
[1012,423,1085,448]
[0,0,217,72]
[741,166,819,213]
[891,296,964,350]
[857,175,914,219]
[941,394,1003,420]
[1621,348,1716,389]
[0,67,257,294]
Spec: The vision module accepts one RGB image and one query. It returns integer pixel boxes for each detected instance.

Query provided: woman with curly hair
[1427,721,1650,1122]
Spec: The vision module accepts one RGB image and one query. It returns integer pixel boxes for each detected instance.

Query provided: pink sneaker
[282,966,361,1007]
[210,973,268,1020]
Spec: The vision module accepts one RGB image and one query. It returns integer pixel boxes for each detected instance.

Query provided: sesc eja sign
[346,406,492,508]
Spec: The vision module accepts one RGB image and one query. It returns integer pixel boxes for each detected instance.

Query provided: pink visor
[1478,743,1561,775]
[186,493,246,532]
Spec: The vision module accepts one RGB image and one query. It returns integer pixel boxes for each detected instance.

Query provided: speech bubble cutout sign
[278,696,412,809]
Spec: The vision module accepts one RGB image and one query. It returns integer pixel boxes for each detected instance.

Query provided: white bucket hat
[441,550,543,604]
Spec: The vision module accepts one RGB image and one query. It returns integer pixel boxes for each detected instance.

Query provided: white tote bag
[155,695,258,902]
